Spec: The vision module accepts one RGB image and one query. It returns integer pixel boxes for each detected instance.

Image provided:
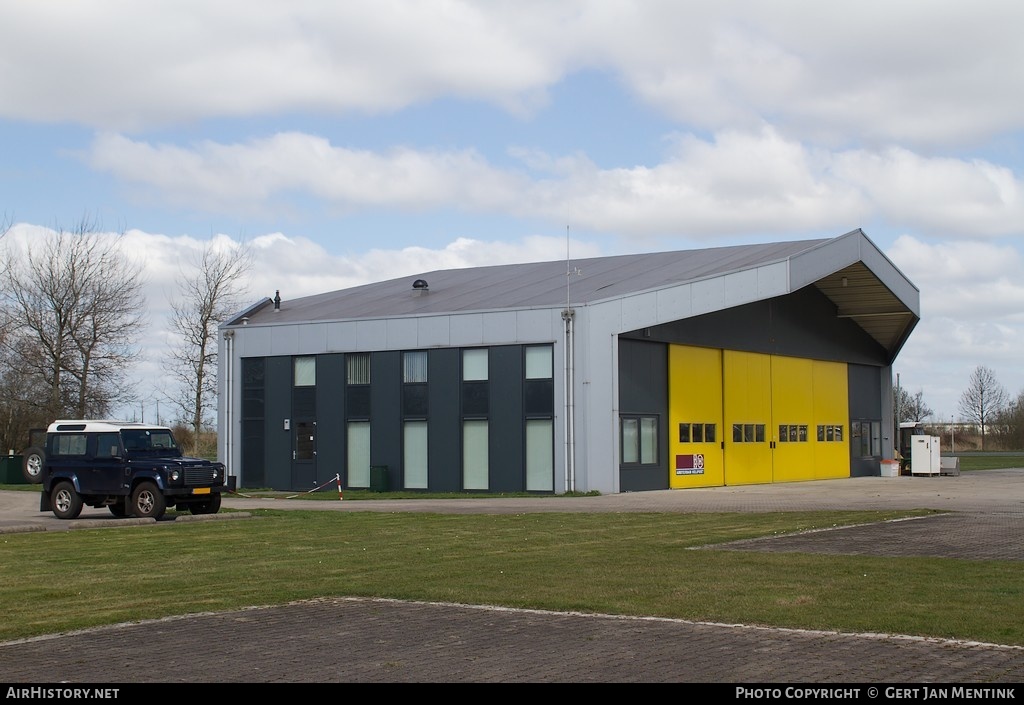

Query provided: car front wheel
[130,481,167,520]
[52,481,83,520]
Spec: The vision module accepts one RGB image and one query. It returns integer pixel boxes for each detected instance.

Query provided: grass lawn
[1,455,1021,646]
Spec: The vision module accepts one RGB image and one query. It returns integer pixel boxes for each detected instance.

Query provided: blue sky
[2,1,1023,424]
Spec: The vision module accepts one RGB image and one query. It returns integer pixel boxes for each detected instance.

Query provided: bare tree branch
[164,239,253,452]
[1,220,146,420]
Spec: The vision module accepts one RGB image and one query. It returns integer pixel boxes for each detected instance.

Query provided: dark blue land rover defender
[39,420,227,521]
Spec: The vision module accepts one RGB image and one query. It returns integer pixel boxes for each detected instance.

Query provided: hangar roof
[229,228,919,361]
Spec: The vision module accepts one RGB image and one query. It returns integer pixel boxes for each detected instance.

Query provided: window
[294,356,316,386]
[463,420,488,490]
[96,432,120,458]
[622,415,659,465]
[403,351,428,383]
[525,419,553,491]
[849,420,880,457]
[525,345,552,379]
[346,353,371,418]
[53,434,87,457]
[403,421,428,489]
[732,423,766,443]
[524,344,554,416]
[462,349,489,416]
[679,422,716,443]
[777,424,809,442]
[817,424,845,442]
[346,421,370,487]
[403,351,428,417]
[462,349,488,381]
[346,353,370,385]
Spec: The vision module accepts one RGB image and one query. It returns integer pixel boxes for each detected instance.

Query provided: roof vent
[274,290,281,311]
[412,279,429,291]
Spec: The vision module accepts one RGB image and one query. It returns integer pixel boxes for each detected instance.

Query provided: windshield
[120,429,179,453]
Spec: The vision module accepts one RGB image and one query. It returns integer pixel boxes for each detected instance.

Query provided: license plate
[193,487,211,495]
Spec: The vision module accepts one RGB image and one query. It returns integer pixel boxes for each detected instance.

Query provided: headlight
[170,469,180,481]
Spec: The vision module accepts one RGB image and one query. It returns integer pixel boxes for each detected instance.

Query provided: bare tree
[958,365,1008,451]
[1,221,146,420]
[165,239,252,452]
[906,390,933,422]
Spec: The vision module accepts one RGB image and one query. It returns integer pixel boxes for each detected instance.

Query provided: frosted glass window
[462,349,488,381]
[403,351,428,383]
[525,345,552,379]
[294,357,315,387]
[346,422,370,487]
[622,415,658,464]
[622,418,639,463]
[403,421,428,488]
[526,419,553,491]
[640,417,658,463]
[462,420,489,489]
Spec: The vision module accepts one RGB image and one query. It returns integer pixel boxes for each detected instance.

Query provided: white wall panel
[355,320,388,350]
[449,314,484,346]
[417,316,451,347]
[297,323,328,353]
[517,308,556,341]
[386,318,418,348]
[691,276,726,316]
[325,321,358,352]
[756,263,790,299]
[620,291,660,331]
[270,326,300,355]
[482,311,519,344]
[656,283,693,322]
[721,269,760,308]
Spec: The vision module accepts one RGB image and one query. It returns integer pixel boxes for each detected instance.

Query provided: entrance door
[668,345,724,488]
[723,351,773,485]
[291,420,317,490]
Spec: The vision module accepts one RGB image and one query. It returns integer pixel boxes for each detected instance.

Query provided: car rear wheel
[52,481,83,520]
[130,481,166,520]
[22,447,45,484]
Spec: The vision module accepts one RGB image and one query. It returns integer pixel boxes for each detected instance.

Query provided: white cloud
[887,235,1024,418]
[4,2,1024,146]
[84,127,1024,242]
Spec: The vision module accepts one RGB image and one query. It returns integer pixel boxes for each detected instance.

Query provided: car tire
[22,447,45,484]
[108,501,129,518]
[52,481,83,520]
[189,494,221,515]
[130,481,166,520]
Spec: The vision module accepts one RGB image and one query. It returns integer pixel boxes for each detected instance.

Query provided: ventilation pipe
[274,290,281,311]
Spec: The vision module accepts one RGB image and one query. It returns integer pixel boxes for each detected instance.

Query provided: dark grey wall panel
[848,363,881,418]
[265,356,292,490]
[428,348,462,492]
[316,353,346,487]
[849,363,882,478]
[618,339,669,492]
[490,345,525,492]
[626,287,887,366]
[370,351,402,491]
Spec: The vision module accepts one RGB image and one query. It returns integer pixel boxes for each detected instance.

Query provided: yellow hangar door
[813,360,851,479]
[668,345,724,488]
[771,356,816,482]
[723,351,773,485]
